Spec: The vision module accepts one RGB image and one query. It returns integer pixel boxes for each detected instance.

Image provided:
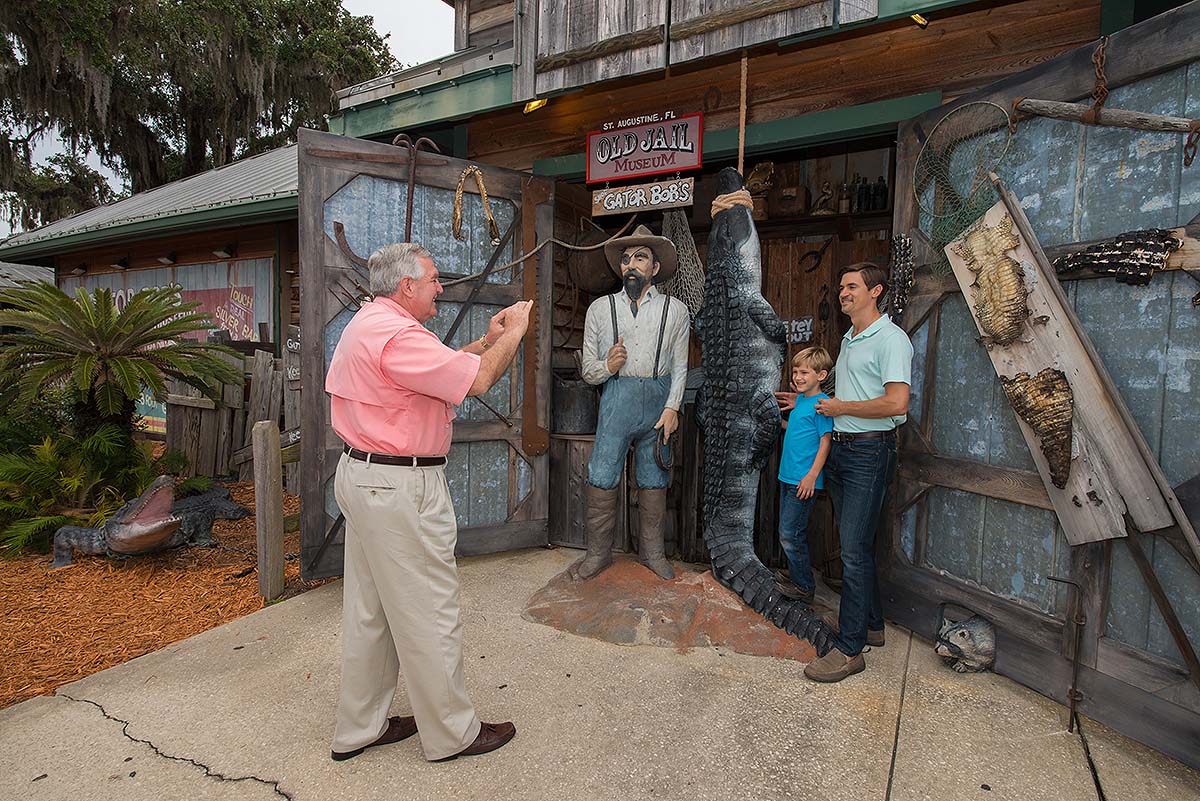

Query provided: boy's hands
[797,475,817,499]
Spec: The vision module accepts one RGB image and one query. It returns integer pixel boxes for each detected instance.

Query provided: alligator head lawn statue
[51,476,250,568]
[694,167,835,656]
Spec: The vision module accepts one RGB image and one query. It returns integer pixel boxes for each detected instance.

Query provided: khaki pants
[331,453,482,760]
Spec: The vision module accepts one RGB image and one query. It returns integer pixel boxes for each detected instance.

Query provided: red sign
[586,112,703,184]
[180,286,256,340]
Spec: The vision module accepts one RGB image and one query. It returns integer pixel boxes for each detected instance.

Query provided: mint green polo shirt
[833,314,914,433]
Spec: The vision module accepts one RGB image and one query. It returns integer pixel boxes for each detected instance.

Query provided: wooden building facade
[316,0,1200,764]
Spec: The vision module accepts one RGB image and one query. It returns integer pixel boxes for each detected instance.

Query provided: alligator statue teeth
[695,166,835,656]
[1000,368,1074,489]
[52,476,250,568]
[1052,227,1182,286]
[886,234,915,324]
[950,214,1030,346]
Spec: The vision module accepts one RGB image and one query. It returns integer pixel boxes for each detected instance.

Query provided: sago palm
[0,282,242,438]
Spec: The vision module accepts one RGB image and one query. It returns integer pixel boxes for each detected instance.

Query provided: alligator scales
[695,167,834,655]
[950,214,1030,346]
[1000,368,1074,489]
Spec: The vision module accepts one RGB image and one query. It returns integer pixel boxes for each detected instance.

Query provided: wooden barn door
[298,128,554,580]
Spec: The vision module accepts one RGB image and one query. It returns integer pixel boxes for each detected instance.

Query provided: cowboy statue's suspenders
[608,291,672,378]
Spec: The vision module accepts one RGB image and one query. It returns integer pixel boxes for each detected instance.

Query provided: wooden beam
[535,26,664,72]
[1016,98,1199,134]
[899,451,1053,511]
[670,0,826,40]
[1124,528,1200,696]
[166,394,216,410]
[252,420,285,602]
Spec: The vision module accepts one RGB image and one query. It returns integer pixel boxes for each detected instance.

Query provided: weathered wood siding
[668,0,839,66]
[480,0,1099,171]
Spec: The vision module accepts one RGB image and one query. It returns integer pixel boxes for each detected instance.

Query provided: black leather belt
[831,429,896,443]
[344,445,446,466]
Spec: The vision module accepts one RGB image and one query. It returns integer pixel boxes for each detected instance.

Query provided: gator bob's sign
[592,177,694,217]
[586,112,703,184]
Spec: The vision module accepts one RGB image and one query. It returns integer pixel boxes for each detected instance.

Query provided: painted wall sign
[586,112,703,184]
[592,177,694,217]
[785,316,814,345]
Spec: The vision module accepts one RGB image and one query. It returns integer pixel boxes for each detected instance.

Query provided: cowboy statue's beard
[623,271,647,301]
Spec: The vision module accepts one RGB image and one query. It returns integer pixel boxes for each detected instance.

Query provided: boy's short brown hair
[791,346,833,373]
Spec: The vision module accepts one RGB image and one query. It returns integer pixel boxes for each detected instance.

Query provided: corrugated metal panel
[0,261,54,286]
[0,146,297,250]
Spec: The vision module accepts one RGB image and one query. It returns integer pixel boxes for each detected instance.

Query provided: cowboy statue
[572,224,691,581]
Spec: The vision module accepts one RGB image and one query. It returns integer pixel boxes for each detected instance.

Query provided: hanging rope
[440,214,641,287]
[711,189,754,218]
[1080,36,1110,126]
[452,165,501,244]
[738,53,748,176]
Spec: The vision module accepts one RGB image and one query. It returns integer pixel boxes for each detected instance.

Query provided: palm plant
[0,282,242,439]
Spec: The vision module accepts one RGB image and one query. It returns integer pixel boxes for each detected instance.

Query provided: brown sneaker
[821,610,885,647]
[331,715,418,761]
[804,647,866,682]
[439,721,516,761]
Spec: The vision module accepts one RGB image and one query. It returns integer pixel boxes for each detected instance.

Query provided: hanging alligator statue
[695,167,835,656]
[52,475,250,568]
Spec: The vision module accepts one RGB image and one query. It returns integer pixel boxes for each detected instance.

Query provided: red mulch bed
[0,482,330,710]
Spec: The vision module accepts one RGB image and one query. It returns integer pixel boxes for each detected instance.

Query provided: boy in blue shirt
[776,346,834,604]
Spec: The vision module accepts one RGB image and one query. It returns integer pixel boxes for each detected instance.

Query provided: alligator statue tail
[695,167,835,656]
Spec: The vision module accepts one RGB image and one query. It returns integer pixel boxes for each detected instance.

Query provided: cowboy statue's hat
[603,224,678,282]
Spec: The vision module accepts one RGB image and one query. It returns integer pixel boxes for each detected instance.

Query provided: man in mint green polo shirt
[804,263,912,683]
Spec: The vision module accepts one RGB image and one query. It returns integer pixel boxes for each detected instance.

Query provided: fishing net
[660,209,706,319]
[913,101,1012,273]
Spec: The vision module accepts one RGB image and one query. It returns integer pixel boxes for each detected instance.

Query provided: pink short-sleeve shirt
[328,298,480,456]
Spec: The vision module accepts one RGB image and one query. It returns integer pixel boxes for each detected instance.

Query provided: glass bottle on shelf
[849,173,860,213]
[838,179,851,214]
[874,175,888,211]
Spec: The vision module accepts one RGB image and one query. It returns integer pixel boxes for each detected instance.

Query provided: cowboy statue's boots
[638,488,675,580]
[573,484,620,580]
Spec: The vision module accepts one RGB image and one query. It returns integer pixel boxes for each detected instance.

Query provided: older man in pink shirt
[325,242,531,763]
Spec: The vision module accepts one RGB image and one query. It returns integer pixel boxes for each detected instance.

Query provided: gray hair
[368,243,433,296]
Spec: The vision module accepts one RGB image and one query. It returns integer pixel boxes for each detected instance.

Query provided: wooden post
[253,420,285,602]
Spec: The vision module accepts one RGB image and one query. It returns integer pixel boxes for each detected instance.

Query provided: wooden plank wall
[669,0,836,65]
[532,0,667,97]
[457,0,514,50]
[474,0,1100,171]
[164,350,245,478]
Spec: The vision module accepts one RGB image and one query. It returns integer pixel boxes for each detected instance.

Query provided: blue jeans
[587,375,672,490]
[777,484,816,593]
[825,433,897,656]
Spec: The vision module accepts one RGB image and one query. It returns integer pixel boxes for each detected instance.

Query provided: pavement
[2,547,1198,801]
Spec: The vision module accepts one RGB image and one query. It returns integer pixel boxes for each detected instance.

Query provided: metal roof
[0,145,298,259]
[0,261,54,287]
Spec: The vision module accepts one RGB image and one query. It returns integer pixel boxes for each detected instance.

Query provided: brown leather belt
[831,429,896,443]
[343,445,446,467]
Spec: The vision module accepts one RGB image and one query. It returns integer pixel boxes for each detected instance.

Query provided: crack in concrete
[1075,717,1109,801]
[57,693,293,801]
[884,633,915,801]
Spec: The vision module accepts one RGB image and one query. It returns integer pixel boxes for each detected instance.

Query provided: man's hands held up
[606,336,627,374]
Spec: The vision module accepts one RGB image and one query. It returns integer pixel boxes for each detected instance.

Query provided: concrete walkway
[2,547,1197,801]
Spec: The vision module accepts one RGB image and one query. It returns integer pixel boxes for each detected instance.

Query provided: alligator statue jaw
[695,167,835,656]
[51,476,249,568]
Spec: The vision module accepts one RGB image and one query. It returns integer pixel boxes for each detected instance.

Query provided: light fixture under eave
[212,243,237,259]
[523,98,548,115]
[109,257,128,271]
[157,251,177,265]
[910,13,929,28]
[70,264,86,276]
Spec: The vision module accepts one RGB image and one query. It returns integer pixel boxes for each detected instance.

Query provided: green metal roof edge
[330,67,516,140]
[0,194,298,261]
[533,91,942,179]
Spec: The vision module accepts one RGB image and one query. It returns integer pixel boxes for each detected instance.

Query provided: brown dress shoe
[439,721,517,761]
[821,610,885,647]
[804,647,866,682]
[331,715,419,761]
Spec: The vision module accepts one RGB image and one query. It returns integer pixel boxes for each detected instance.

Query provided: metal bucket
[566,227,620,296]
[552,376,599,433]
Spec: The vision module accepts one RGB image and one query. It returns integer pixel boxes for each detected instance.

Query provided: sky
[0,0,455,240]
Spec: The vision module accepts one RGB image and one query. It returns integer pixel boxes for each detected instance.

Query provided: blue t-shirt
[778,393,834,488]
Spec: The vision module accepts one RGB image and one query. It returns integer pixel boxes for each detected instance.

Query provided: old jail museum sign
[586,111,703,184]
